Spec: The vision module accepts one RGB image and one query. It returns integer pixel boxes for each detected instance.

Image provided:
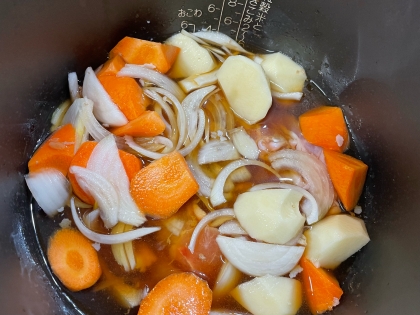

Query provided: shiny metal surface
[1,0,419,314]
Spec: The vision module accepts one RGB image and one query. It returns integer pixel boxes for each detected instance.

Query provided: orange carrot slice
[69,141,142,204]
[323,149,368,211]
[301,257,343,314]
[299,106,349,152]
[109,111,166,137]
[28,123,75,176]
[98,75,149,121]
[130,151,199,219]
[137,272,212,315]
[47,228,102,291]
[110,37,180,73]
[97,54,126,77]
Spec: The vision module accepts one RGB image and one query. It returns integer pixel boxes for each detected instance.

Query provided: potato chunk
[304,214,370,269]
[217,55,272,124]
[234,189,305,244]
[231,275,302,315]
[165,33,216,79]
[260,52,307,93]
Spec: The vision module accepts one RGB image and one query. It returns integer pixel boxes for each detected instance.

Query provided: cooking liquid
[30,80,360,315]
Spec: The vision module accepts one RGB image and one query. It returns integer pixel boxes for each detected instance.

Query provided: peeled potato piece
[234,189,305,244]
[165,33,217,79]
[217,55,272,125]
[231,274,302,315]
[304,214,370,269]
[260,52,307,93]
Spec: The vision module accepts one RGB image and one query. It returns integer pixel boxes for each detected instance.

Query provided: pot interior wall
[1,0,419,314]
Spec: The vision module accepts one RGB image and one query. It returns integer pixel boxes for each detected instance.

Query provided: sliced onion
[210,159,283,207]
[178,109,206,156]
[216,236,304,277]
[249,182,318,223]
[179,70,218,93]
[218,220,247,236]
[117,64,185,101]
[25,169,71,217]
[213,261,242,298]
[186,153,214,197]
[83,209,100,229]
[111,223,136,271]
[180,30,208,45]
[228,166,252,183]
[70,166,119,228]
[61,97,90,152]
[148,87,187,150]
[271,91,303,101]
[125,135,166,160]
[68,72,81,101]
[71,198,160,244]
[87,135,146,227]
[188,208,235,253]
[198,140,240,165]
[51,99,71,130]
[145,89,178,143]
[269,149,334,224]
[182,85,216,141]
[82,67,128,127]
[193,31,248,53]
[229,127,260,159]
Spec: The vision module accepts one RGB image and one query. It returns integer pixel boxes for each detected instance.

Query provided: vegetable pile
[26,30,370,315]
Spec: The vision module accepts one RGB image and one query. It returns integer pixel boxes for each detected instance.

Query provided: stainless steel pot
[1,0,419,314]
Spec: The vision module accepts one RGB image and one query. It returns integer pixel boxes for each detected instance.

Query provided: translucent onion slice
[79,98,111,141]
[193,31,248,53]
[186,153,214,197]
[179,70,218,93]
[249,182,318,223]
[145,89,178,143]
[25,169,71,217]
[271,91,303,101]
[51,99,71,130]
[210,159,283,207]
[117,64,185,101]
[68,72,81,101]
[70,198,160,244]
[198,140,241,164]
[269,149,334,224]
[216,236,305,277]
[178,109,206,156]
[83,209,100,229]
[182,85,216,141]
[229,127,260,159]
[82,67,128,127]
[70,166,119,228]
[228,166,252,183]
[148,87,187,150]
[218,220,247,236]
[111,223,136,271]
[87,135,146,227]
[188,208,235,253]
[125,135,166,160]
[213,261,242,298]
[180,29,208,45]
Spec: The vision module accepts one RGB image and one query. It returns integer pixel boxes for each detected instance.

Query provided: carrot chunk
[96,54,126,77]
[137,272,212,315]
[299,106,349,152]
[109,111,166,137]
[110,37,180,73]
[47,228,102,291]
[28,123,75,176]
[130,151,199,219]
[300,257,343,314]
[323,149,368,211]
[68,141,142,204]
[98,75,149,121]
